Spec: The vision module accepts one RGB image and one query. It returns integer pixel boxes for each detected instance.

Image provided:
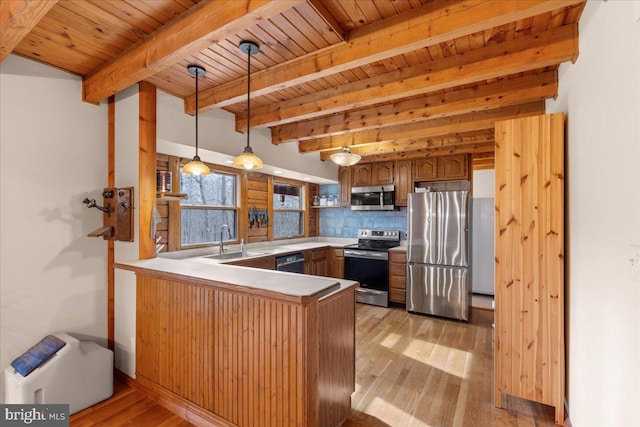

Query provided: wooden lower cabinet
[328,248,344,279]
[135,272,356,427]
[228,255,275,270]
[388,250,407,304]
[305,248,328,276]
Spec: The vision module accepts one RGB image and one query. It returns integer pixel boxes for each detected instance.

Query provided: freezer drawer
[406,264,470,321]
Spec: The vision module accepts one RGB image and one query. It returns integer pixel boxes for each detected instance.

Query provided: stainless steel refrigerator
[406,191,471,321]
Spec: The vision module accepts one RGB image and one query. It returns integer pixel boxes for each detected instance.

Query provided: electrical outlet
[630,244,640,282]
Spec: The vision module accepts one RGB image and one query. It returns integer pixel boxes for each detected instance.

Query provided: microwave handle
[379,187,383,208]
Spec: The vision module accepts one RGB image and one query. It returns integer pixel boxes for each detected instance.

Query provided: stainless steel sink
[202,251,267,260]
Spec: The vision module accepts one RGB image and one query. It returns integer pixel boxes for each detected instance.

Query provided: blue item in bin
[11,335,66,377]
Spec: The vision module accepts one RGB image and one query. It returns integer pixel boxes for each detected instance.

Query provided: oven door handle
[344,250,389,260]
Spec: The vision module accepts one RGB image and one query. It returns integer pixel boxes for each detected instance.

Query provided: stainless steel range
[343,229,401,307]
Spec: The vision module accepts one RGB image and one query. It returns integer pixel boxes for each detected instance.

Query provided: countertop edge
[115,258,358,304]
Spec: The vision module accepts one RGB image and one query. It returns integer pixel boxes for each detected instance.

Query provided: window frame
[272,180,306,240]
[177,159,241,250]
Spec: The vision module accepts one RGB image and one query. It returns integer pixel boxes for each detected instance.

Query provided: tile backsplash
[317,184,407,239]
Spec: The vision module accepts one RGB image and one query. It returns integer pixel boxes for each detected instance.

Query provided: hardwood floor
[71,305,564,426]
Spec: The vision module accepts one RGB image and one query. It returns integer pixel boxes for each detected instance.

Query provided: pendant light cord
[246,45,251,149]
[195,70,199,158]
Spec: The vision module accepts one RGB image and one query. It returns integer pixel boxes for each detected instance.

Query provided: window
[180,168,238,247]
[273,182,304,239]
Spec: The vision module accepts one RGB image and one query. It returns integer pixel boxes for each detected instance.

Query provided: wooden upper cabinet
[413,155,470,182]
[371,161,394,185]
[394,160,413,207]
[338,167,351,206]
[351,163,372,187]
[413,158,438,181]
[438,154,469,180]
[351,161,394,187]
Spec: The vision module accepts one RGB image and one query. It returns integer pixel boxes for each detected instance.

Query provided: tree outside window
[273,182,304,239]
[180,169,237,246]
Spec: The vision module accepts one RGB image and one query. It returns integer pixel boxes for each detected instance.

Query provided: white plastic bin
[4,333,113,414]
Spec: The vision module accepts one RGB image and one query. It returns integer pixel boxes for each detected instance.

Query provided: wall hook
[82,198,111,216]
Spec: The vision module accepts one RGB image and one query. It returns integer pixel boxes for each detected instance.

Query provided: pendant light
[232,41,263,170]
[183,65,211,176]
[330,147,361,167]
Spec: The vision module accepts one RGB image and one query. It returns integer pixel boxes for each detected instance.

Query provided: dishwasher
[275,252,304,273]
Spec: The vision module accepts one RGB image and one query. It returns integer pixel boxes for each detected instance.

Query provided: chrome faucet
[219,224,232,254]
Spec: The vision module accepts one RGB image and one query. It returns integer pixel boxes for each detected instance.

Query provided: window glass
[180,169,237,246]
[273,183,304,239]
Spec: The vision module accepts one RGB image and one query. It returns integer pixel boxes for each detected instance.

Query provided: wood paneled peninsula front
[115,257,357,427]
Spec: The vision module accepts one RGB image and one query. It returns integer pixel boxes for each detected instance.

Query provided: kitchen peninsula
[116,256,357,427]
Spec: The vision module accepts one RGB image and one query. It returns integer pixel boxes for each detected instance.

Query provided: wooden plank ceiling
[2,0,586,167]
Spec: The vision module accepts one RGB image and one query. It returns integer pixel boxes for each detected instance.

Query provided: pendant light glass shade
[233,41,263,170]
[330,147,361,166]
[232,146,264,170]
[183,157,210,175]
[184,65,210,176]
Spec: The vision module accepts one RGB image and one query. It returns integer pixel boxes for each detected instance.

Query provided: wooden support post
[107,95,115,352]
[139,82,157,259]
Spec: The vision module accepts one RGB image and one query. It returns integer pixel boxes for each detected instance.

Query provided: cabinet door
[413,158,437,181]
[371,161,394,185]
[393,160,412,206]
[311,248,328,276]
[338,167,351,206]
[351,163,372,187]
[328,248,344,279]
[438,154,469,180]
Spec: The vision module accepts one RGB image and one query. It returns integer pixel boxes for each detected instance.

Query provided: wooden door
[438,154,469,180]
[371,161,394,185]
[494,113,565,425]
[413,158,437,181]
[338,167,351,206]
[393,160,412,206]
[351,163,372,187]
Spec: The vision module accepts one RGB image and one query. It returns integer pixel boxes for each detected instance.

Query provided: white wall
[0,56,108,401]
[156,91,338,182]
[472,169,494,198]
[546,1,640,425]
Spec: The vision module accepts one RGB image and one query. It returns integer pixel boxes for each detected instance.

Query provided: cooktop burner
[345,229,401,252]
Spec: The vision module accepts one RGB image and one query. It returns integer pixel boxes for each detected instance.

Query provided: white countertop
[159,237,356,260]
[116,257,358,301]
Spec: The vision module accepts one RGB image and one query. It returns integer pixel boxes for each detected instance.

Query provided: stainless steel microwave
[351,185,395,211]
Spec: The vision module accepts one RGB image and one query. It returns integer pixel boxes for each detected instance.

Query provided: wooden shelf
[157,192,187,201]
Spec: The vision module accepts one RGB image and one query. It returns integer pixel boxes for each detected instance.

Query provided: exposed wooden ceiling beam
[238,24,577,130]
[188,0,583,113]
[82,0,303,104]
[0,0,58,62]
[299,101,544,153]
[356,142,495,163]
[319,131,495,161]
[472,154,496,170]
[273,71,557,144]
[306,0,346,42]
